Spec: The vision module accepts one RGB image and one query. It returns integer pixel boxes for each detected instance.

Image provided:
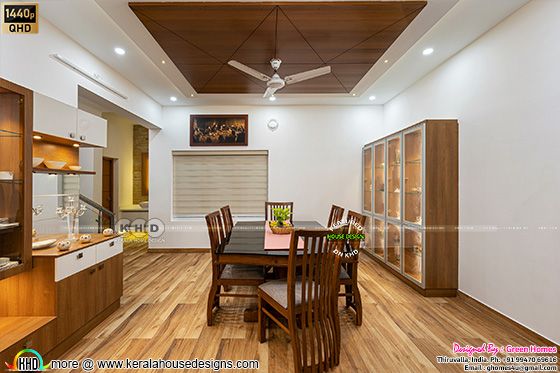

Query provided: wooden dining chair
[265,201,294,223]
[258,229,345,372]
[220,205,233,241]
[339,210,367,326]
[327,204,345,228]
[205,211,265,326]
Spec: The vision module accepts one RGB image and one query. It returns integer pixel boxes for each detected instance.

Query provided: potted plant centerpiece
[269,207,293,234]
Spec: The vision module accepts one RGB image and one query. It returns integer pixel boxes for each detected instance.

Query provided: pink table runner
[264,223,305,251]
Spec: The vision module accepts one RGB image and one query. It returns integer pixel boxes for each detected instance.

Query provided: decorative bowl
[269,221,294,235]
[56,240,71,251]
[79,234,92,243]
[32,157,44,167]
[44,161,66,170]
[69,165,82,171]
[32,238,57,250]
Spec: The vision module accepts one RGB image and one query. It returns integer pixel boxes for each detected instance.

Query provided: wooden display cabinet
[0,78,33,280]
[362,119,458,297]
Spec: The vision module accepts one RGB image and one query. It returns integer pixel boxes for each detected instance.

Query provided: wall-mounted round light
[267,119,279,131]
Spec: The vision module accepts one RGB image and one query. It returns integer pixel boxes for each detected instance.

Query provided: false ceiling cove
[129,1,427,94]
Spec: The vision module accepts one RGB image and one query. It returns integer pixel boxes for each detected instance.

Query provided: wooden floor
[60,241,556,372]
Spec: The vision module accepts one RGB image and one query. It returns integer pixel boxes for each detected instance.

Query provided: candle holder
[56,197,86,241]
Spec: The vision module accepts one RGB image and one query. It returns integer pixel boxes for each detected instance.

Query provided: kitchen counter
[32,233,120,258]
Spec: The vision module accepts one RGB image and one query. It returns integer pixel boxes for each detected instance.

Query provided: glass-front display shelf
[404,128,423,225]
[363,147,372,212]
[373,218,385,259]
[404,227,423,283]
[0,88,25,271]
[362,214,372,254]
[386,222,401,269]
[373,142,385,215]
[387,136,401,220]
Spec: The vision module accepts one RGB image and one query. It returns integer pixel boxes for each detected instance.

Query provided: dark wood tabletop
[220,221,323,266]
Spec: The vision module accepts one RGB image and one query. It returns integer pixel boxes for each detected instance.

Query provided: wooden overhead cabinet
[362,119,458,296]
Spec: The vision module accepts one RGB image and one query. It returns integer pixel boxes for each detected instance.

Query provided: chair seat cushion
[339,267,350,280]
[220,264,265,280]
[258,279,318,309]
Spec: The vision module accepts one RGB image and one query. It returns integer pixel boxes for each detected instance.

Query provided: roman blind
[173,150,268,216]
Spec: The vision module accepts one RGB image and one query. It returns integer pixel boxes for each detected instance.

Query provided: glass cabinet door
[0,89,25,271]
[404,226,423,283]
[373,218,385,259]
[373,142,385,215]
[362,214,372,254]
[404,128,423,225]
[386,222,401,270]
[362,147,372,212]
[387,136,401,220]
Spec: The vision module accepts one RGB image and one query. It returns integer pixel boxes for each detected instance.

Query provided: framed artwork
[190,114,248,146]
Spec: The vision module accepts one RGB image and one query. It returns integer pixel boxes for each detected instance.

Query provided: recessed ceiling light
[190,94,194,97]
[170,96,177,102]
[161,60,166,64]
[383,59,389,63]
[369,95,376,101]
[73,143,80,148]
[352,93,356,96]
[33,135,42,140]
[422,47,434,56]
[269,96,276,102]
[114,47,126,55]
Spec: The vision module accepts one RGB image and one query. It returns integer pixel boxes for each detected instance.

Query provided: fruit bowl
[44,161,66,170]
[68,165,82,171]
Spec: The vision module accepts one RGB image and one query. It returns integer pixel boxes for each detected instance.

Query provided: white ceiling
[40,0,530,107]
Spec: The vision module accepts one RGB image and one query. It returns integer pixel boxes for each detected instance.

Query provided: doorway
[102,157,115,227]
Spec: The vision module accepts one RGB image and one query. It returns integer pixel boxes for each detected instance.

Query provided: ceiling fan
[228,58,331,98]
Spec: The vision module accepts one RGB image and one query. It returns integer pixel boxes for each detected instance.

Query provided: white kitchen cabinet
[33,92,78,141]
[77,109,107,147]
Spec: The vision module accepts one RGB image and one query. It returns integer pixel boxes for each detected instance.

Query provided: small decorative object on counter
[32,228,37,238]
[103,228,114,237]
[79,234,92,243]
[57,240,71,252]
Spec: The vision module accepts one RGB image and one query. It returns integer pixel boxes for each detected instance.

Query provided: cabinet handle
[98,263,105,270]
[69,132,76,138]
[80,135,86,141]
[23,340,32,349]
[89,268,96,274]
[77,253,83,259]
[109,241,115,247]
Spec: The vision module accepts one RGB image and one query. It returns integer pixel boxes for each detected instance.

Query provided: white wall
[150,105,383,249]
[383,0,560,344]
[0,17,161,127]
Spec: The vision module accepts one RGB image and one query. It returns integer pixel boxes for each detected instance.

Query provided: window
[173,150,268,217]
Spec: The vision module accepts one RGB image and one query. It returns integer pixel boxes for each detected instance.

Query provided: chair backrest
[346,210,367,251]
[220,205,233,239]
[265,201,294,223]
[327,204,345,228]
[287,228,345,371]
[205,210,225,263]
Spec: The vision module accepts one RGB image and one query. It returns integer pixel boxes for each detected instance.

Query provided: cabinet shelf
[0,129,22,138]
[33,167,96,175]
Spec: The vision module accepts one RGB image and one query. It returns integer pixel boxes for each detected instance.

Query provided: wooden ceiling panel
[130,2,426,94]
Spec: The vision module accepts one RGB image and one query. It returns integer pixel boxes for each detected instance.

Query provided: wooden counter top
[0,316,55,352]
[32,233,120,258]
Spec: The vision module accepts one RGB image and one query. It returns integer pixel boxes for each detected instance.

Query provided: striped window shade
[173,150,268,217]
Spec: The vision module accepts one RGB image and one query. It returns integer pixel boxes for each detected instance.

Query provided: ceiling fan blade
[284,66,331,85]
[228,60,271,82]
[263,87,278,98]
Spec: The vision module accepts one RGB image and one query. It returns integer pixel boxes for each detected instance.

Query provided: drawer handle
[77,253,84,259]
[89,268,96,274]
[109,241,115,247]
[23,340,32,349]
[98,263,105,270]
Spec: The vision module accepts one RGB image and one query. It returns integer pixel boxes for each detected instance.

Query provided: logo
[5,349,50,371]
[327,219,365,258]
[116,217,165,239]
[1,3,38,34]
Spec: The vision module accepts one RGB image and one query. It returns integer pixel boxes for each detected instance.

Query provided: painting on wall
[190,114,248,146]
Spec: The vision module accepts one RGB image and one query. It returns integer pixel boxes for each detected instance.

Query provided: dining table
[220,220,324,267]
